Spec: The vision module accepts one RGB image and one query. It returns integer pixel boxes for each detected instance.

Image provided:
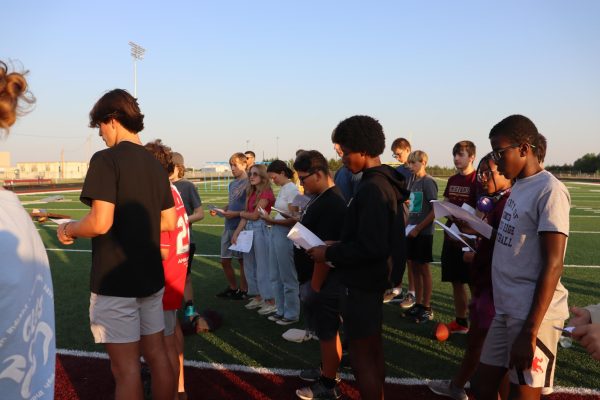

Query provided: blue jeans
[268,225,299,320]
[243,220,272,299]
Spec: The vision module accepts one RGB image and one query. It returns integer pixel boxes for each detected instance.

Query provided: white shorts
[480,315,561,388]
[89,288,165,344]
[163,310,177,336]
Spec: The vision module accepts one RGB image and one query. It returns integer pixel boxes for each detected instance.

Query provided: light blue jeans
[268,225,300,320]
[243,220,273,300]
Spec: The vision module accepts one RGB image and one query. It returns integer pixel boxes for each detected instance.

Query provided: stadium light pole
[128,41,146,97]
[276,136,279,159]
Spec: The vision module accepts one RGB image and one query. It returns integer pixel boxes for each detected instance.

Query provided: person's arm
[231,218,248,244]
[407,209,435,238]
[572,324,600,360]
[57,200,115,244]
[188,206,204,223]
[240,198,270,221]
[161,207,177,232]
[509,231,567,370]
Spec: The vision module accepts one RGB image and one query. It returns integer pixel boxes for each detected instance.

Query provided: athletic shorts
[187,242,196,275]
[340,285,383,340]
[468,289,495,330]
[407,235,433,264]
[300,277,342,341]
[441,240,470,284]
[163,310,177,336]
[220,229,242,259]
[480,315,561,388]
[89,288,165,344]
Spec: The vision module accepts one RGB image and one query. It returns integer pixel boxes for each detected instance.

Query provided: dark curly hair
[331,115,385,157]
[489,114,539,146]
[89,89,144,133]
[144,139,174,175]
[267,159,294,179]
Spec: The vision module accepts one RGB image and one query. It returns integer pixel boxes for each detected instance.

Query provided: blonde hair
[0,61,35,135]
[246,164,272,210]
[408,150,428,164]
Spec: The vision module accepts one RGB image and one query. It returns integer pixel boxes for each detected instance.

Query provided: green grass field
[22,179,600,389]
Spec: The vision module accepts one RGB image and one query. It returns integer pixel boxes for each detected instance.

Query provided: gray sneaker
[428,380,468,400]
[296,381,341,400]
[400,292,416,309]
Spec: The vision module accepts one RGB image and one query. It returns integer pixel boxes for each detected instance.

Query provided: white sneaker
[282,328,313,343]
[257,303,277,315]
[245,297,264,309]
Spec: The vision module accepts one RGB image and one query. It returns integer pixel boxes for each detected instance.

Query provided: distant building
[199,162,230,173]
[15,161,89,180]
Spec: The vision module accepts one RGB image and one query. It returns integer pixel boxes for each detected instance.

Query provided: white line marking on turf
[55,349,600,395]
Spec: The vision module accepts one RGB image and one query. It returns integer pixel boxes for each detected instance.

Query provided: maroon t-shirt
[469,191,510,296]
[443,171,479,208]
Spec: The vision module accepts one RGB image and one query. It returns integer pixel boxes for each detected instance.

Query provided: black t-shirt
[294,186,346,284]
[81,141,174,297]
[173,179,202,243]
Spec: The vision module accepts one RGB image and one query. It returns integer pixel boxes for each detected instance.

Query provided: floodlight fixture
[128,41,146,97]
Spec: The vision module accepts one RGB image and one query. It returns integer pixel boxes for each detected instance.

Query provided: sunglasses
[249,171,261,177]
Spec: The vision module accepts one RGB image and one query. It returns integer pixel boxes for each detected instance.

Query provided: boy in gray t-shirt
[473,115,570,399]
[405,150,438,324]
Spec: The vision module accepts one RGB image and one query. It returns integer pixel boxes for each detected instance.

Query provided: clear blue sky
[2,0,599,167]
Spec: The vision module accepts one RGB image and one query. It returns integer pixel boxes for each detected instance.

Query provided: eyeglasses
[477,169,497,182]
[298,171,317,184]
[490,144,521,162]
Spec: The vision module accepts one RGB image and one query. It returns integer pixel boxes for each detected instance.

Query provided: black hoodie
[325,164,410,292]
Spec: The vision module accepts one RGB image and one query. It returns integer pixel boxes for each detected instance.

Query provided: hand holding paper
[431,200,492,239]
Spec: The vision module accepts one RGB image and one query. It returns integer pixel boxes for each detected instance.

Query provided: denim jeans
[243,219,273,299]
[268,225,299,319]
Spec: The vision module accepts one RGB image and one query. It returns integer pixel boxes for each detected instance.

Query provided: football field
[20,179,600,395]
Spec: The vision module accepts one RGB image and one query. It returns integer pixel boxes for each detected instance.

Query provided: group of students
[2,60,600,400]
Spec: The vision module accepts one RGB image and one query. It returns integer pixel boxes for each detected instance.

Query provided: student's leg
[254,222,274,302]
[348,334,385,400]
[175,319,186,395]
[422,263,432,307]
[243,239,259,298]
[320,333,342,380]
[452,282,468,319]
[183,243,196,304]
[412,262,423,305]
[220,232,239,290]
[472,363,509,400]
[140,331,176,400]
[237,257,247,292]
[104,342,143,400]
[268,227,284,314]
[163,333,180,396]
[276,227,300,320]
[452,320,488,388]
[407,262,415,292]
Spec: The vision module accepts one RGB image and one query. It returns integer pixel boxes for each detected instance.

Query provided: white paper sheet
[405,224,416,236]
[287,222,326,250]
[50,218,73,225]
[228,230,254,253]
[431,200,493,239]
[434,220,475,252]
[272,206,293,219]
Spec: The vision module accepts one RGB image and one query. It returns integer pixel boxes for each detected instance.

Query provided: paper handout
[405,224,416,236]
[272,206,294,219]
[431,200,492,239]
[228,230,253,253]
[287,222,326,250]
[434,220,475,252]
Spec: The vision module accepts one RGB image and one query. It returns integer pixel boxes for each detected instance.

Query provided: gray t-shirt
[491,170,570,321]
[407,174,438,235]
[225,178,248,230]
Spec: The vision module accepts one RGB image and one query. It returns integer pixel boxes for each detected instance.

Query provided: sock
[423,306,432,311]
[408,291,416,296]
[456,317,468,327]
[320,375,337,389]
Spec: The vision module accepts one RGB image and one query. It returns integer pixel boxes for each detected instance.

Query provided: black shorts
[300,277,342,341]
[406,235,433,264]
[186,242,196,275]
[441,239,470,284]
[340,285,383,340]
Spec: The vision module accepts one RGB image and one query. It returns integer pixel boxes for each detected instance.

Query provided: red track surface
[55,355,597,400]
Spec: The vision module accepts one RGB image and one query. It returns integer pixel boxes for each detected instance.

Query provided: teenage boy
[170,152,204,318]
[404,151,437,324]
[309,115,409,400]
[387,137,412,304]
[293,151,347,400]
[441,141,479,334]
[244,150,256,171]
[210,153,248,299]
[473,115,570,400]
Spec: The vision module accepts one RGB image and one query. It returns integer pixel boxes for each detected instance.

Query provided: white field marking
[45,249,600,266]
[572,215,600,218]
[433,227,600,234]
[55,349,600,395]
[41,223,225,228]
[25,208,89,211]
[15,189,82,196]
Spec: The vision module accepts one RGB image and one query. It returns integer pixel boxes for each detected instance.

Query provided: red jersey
[161,185,190,310]
[443,171,479,208]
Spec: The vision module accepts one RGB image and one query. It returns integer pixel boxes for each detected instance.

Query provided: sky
[2,1,600,168]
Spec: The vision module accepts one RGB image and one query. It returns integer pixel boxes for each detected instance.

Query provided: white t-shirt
[0,190,56,399]
[491,170,570,321]
[274,182,299,220]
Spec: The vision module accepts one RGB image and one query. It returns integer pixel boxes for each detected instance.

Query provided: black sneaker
[296,380,341,400]
[403,303,422,318]
[299,367,341,383]
[231,289,248,300]
[414,308,434,324]
[215,287,238,298]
